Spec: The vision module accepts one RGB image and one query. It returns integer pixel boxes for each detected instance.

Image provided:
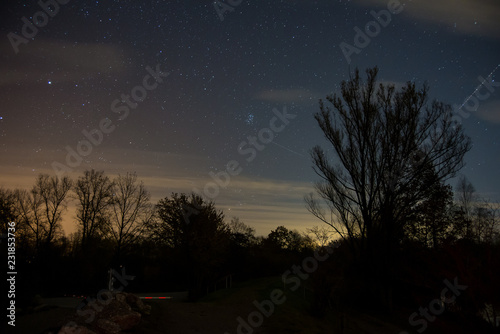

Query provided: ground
[3,277,485,334]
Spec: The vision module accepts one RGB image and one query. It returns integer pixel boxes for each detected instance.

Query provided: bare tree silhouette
[108,172,154,263]
[12,174,71,255]
[306,67,472,308]
[74,169,114,249]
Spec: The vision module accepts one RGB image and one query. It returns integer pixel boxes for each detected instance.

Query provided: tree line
[0,171,321,303]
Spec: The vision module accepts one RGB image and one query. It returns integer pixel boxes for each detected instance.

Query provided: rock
[95,319,121,334]
[111,311,141,330]
[104,299,132,314]
[114,293,127,304]
[124,293,141,308]
[58,323,97,334]
[124,292,151,315]
[58,292,148,334]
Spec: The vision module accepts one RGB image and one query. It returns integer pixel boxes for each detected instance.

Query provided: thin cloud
[0,39,129,87]
[356,0,500,38]
[476,100,500,124]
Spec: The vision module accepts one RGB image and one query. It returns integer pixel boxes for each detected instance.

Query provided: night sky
[0,0,499,236]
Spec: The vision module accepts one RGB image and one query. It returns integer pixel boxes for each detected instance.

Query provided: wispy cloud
[356,0,500,38]
[224,202,317,235]
[0,39,129,87]
[193,177,317,235]
[476,100,500,124]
